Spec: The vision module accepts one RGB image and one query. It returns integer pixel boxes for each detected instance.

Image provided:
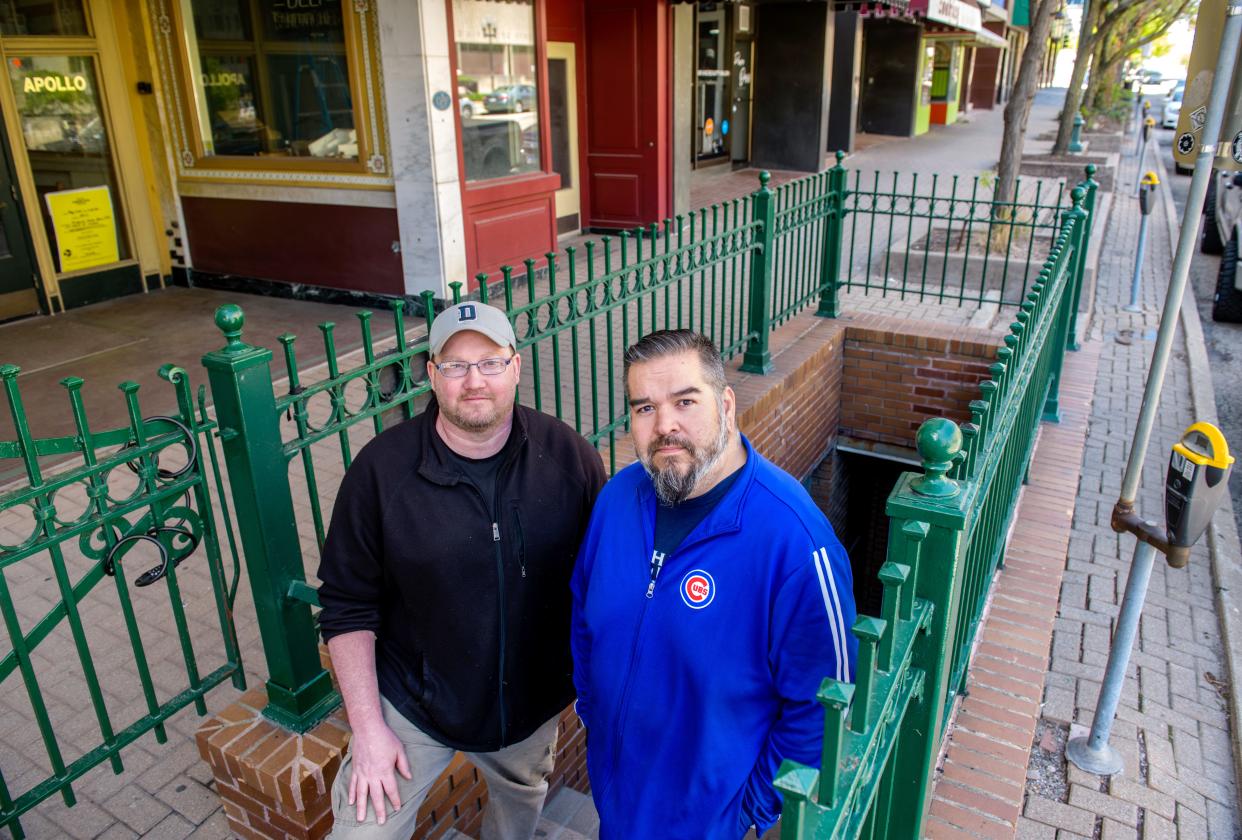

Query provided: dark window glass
[0,0,88,36]
[188,0,357,160]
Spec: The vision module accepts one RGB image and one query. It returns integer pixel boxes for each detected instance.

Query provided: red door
[584,0,669,228]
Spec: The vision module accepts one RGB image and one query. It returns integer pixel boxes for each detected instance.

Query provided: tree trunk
[1084,36,1111,113]
[994,0,1060,209]
[1052,0,1102,153]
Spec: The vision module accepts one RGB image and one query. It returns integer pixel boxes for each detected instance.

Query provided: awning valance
[910,0,983,30]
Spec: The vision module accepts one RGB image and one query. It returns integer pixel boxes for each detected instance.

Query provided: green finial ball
[835,150,846,163]
[215,304,246,351]
[759,170,771,188]
[1085,163,1097,177]
[1071,186,1086,206]
[916,417,962,466]
[911,418,962,498]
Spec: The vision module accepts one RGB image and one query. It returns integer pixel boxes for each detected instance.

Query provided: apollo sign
[23,74,88,94]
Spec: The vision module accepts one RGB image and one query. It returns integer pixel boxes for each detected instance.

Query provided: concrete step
[536,787,599,839]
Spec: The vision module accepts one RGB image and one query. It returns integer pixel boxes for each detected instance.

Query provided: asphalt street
[1149,91,1242,537]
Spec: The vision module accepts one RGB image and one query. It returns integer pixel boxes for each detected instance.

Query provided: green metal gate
[0,364,245,838]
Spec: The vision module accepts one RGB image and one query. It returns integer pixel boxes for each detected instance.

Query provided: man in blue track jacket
[571,329,857,839]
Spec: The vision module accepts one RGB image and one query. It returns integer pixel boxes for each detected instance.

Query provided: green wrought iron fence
[773,187,1092,839]
[0,365,245,838]
[199,157,1096,739]
[841,167,1071,307]
[0,152,1098,835]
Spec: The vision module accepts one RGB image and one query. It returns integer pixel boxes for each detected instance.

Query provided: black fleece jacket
[317,399,606,751]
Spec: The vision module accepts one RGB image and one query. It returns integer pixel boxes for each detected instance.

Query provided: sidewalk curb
[1152,137,1242,808]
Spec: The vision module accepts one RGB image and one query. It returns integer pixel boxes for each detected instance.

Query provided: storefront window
[6,55,131,273]
[453,0,541,182]
[182,0,358,160]
[0,0,88,36]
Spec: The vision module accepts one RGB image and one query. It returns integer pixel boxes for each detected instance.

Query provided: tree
[994,0,1062,213]
[1052,0,1193,152]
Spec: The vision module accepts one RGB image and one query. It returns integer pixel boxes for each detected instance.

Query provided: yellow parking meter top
[1141,171,1160,186]
[1144,116,1156,126]
[1173,422,1234,469]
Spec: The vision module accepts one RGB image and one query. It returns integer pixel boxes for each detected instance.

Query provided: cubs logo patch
[680,570,715,609]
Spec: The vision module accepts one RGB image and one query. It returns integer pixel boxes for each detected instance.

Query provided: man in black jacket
[319,301,606,839]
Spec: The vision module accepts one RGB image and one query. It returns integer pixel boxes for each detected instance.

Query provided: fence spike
[849,616,885,733]
[388,298,407,353]
[774,759,821,830]
[877,562,909,671]
[477,272,491,304]
[277,334,301,393]
[357,311,375,366]
[900,520,929,617]
[816,678,854,806]
[450,281,463,305]
[318,322,339,380]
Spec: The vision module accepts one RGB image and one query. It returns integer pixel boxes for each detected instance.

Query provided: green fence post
[882,419,970,839]
[741,171,774,374]
[202,305,339,732]
[1065,165,1099,351]
[1043,188,1089,423]
[816,151,848,318]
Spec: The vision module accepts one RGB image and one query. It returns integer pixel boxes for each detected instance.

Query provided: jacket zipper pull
[646,550,666,599]
[492,523,500,542]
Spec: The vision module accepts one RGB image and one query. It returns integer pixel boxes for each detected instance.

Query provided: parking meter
[1143,116,1155,141]
[1138,171,1158,214]
[1165,422,1234,567]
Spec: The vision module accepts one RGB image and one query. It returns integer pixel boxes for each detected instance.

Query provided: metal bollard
[1125,172,1160,311]
[1068,111,1086,153]
[1134,118,1155,194]
[1134,101,1152,155]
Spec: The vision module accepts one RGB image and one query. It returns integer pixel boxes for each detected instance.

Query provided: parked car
[1162,87,1183,129]
[1203,169,1242,323]
[483,84,535,113]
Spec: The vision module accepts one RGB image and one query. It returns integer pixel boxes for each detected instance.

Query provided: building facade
[0,0,1021,319]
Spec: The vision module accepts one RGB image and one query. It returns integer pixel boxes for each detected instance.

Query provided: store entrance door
[694,5,729,165]
[0,125,39,321]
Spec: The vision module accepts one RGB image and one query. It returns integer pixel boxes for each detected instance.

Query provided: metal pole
[1124,212,1150,312]
[1133,123,1151,196]
[1067,1,1242,777]
[1118,1,1242,504]
[1066,541,1158,774]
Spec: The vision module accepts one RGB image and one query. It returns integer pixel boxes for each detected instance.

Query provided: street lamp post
[481,19,498,92]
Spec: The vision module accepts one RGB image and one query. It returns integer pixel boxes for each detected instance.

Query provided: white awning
[915,0,983,31]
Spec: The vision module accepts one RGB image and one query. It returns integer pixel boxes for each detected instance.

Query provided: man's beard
[440,391,507,432]
[639,401,732,506]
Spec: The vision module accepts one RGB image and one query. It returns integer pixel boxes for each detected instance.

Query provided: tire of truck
[1202,177,1224,255]
[1213,232,1242,324]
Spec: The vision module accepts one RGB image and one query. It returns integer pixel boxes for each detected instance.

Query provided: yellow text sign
[45,185,119,273]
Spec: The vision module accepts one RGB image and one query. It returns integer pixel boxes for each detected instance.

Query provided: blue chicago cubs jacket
[570,435,857,839]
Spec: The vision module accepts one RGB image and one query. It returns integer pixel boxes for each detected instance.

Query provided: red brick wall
[838,323,997,449]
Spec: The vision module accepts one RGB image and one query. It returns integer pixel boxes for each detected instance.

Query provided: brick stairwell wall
[196,311,998,840]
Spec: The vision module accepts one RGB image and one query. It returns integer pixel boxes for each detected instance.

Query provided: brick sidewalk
[923,131,1240,840]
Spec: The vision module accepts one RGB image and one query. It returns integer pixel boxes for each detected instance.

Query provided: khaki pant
[328,697,559,840]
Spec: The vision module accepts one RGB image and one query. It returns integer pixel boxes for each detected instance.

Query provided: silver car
[1203,169,1242,323]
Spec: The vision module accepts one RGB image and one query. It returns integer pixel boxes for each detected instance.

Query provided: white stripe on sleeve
[816,546,851,682]
[812,547,845,682]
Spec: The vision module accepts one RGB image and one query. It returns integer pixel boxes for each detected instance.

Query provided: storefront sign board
[45,185,120,273]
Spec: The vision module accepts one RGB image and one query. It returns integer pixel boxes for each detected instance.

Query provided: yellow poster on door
[44,185,119,273]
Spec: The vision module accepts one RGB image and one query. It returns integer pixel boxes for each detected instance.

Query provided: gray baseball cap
[428,302,517,357]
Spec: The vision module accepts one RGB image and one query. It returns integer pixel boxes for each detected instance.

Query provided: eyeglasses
[433,356,515,379]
